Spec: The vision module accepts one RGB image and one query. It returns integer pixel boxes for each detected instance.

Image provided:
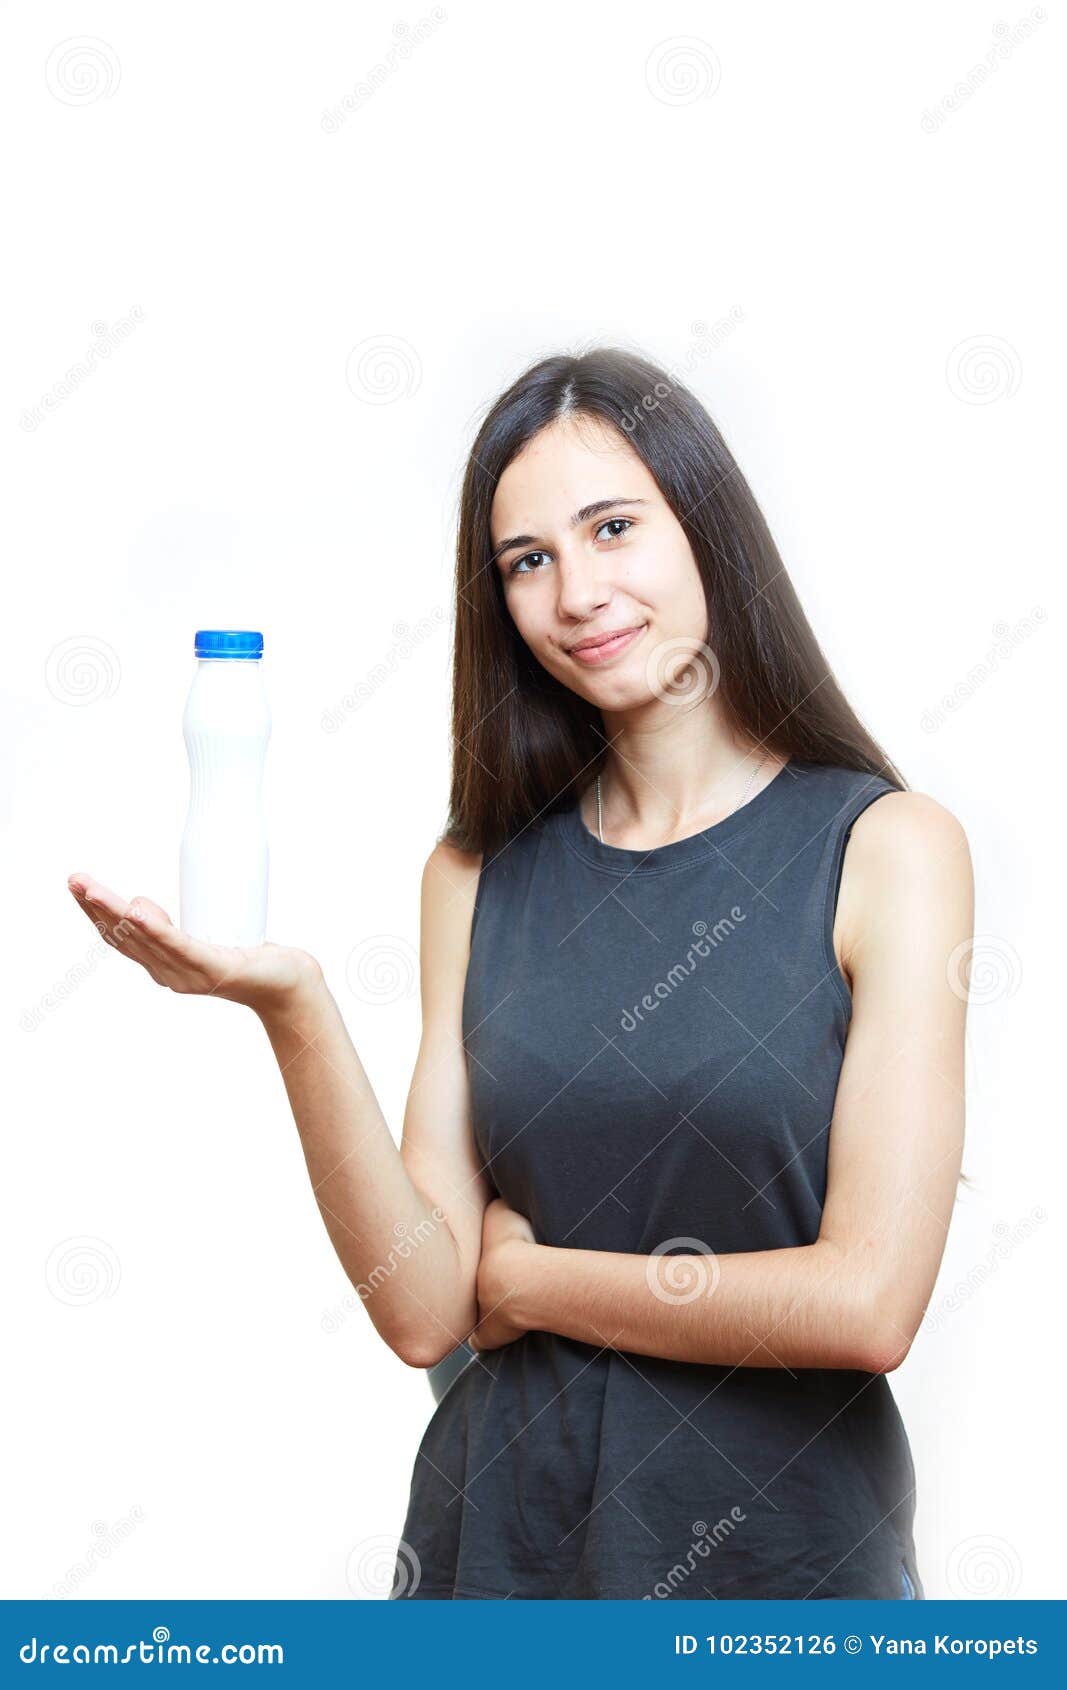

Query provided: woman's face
[489,414,710,707]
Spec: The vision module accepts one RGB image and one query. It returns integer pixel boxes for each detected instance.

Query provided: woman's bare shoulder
[419,840,484,982]
[423,838,483,898]
[849,788,970,868]
[836,790,973,976]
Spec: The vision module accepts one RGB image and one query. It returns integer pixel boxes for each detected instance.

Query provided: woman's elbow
[396,1339,440,1370]
[845,1291,915,1374]
[391,1329,456,1370]
[855,1333,912,1374]
[391,1310,477,1370]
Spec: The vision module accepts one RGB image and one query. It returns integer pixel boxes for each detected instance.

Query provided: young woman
[67,347,972,1602]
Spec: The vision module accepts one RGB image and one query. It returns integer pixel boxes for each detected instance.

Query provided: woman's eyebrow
[490,497,649,564]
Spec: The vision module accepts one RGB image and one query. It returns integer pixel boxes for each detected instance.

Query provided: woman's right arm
[66,842,492,1369]
[256,841,493,1367]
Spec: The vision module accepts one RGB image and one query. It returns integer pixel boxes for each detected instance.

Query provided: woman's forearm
[257,970,474,1365]
[509,1239,909,1374]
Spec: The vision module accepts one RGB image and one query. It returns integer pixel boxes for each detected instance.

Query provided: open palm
[67,873,319,1015]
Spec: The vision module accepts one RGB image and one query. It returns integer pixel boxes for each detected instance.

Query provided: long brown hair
[443,345,904,856]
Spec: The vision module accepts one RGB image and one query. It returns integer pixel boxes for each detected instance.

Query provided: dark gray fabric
[393,759,923,1599]
[426,1340,475,1404]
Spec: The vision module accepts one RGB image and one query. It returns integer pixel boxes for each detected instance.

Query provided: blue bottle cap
[193,630,264,659]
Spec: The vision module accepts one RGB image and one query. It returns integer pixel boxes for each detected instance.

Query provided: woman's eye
[507,519,632,575]
[509,550,550,576]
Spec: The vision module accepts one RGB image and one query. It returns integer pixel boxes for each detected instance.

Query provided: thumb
[124,895,174,927]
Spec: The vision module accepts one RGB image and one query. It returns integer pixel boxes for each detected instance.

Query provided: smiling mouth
[567,624,647,664]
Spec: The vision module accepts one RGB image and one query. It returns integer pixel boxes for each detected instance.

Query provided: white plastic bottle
[180,629,271,947]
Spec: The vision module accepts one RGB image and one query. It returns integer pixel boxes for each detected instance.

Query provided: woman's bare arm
[468,792,974,1370]
[67,843,489,1370]
[258,841,492,1367]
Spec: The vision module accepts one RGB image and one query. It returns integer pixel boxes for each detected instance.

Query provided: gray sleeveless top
[393,759,922,1600]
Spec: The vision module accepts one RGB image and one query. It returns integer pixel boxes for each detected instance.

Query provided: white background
[2,0,1061,1600]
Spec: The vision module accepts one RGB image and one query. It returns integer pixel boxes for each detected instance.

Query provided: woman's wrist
[508,1238,548,1334]
[253,955,331,1032]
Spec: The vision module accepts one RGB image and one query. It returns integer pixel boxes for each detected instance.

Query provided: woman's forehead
[491,419,649,523]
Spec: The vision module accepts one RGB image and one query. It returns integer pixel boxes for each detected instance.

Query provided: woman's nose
[554,549,612,622]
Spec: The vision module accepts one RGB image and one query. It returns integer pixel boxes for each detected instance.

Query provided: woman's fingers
[69,874,134,915]
[123,894,173,928]
[68,877,189,977]
[69,875,142,945]
[123,901,222,986]
[70,878,173,942]
[66,873,316,1010]
[68,879,171,985]
[68,875,230,992]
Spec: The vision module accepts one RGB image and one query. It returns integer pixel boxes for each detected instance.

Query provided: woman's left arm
[469,793,974,1372]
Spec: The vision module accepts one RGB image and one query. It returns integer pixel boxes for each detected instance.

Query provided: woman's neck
[584,712,785,847]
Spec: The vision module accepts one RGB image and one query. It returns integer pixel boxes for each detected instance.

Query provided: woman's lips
[568,624,646,665]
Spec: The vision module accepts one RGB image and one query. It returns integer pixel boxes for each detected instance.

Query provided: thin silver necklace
[595,751,769,846]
